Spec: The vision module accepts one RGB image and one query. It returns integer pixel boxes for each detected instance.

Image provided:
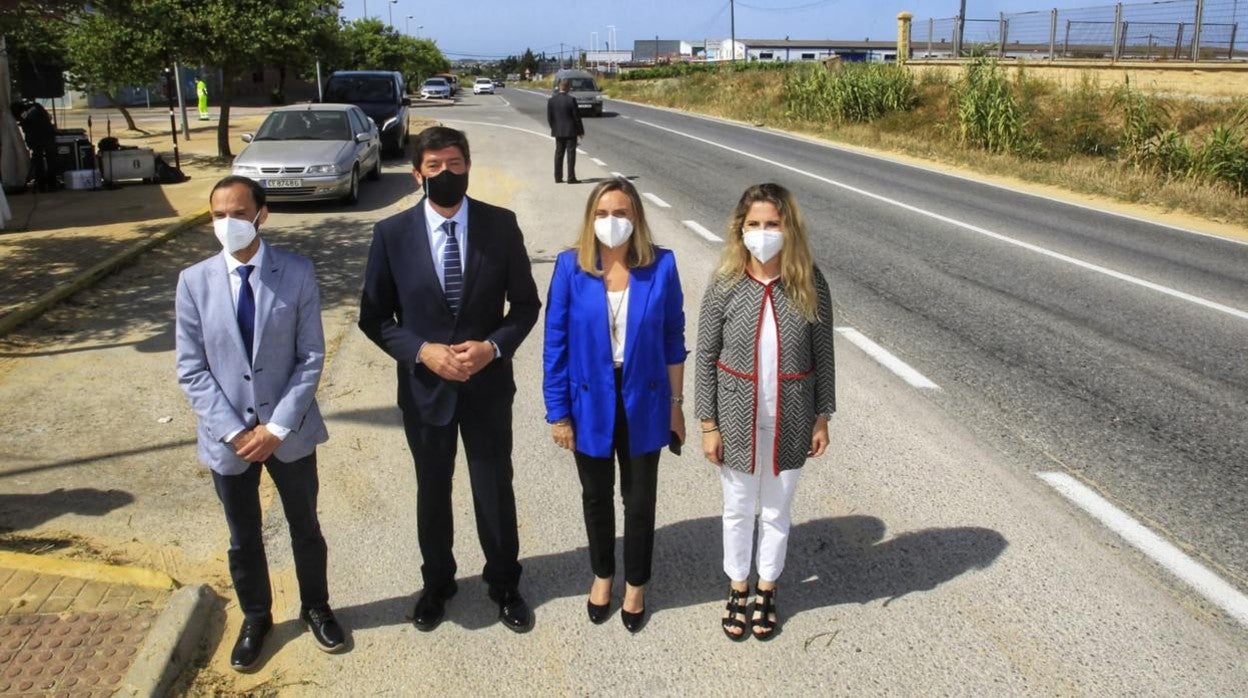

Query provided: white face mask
[594,216,634,249]
[213,212,260,254]
[742,229,784,264]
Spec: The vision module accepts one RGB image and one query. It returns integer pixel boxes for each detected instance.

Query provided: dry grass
[604,68,1248,225]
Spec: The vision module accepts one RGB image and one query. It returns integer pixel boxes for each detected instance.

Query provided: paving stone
[0,572,36,602]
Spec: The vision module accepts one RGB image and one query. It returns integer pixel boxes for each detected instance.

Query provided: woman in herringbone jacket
[695,182,835,641]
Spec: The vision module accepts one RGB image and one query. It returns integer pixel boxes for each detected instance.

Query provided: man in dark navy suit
[358,126,541,633]
[546,79,583,184]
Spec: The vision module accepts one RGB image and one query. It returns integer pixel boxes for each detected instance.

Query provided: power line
[736,0,844,12]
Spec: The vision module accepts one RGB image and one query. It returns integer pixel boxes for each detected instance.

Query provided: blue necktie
[237,265,255,363]
[442,221,463,316]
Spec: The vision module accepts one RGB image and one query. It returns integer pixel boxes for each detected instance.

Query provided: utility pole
[731,0,737,62]
[388,0,396,28]
[957,0,967,56]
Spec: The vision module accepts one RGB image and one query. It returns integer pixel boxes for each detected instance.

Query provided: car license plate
[266,178,302,188]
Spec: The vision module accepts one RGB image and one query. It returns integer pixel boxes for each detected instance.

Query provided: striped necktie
[442,220,462,315]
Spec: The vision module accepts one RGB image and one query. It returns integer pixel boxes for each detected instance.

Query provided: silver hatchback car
[232,104,381,205]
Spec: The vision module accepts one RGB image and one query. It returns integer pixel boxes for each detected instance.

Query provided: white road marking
[611,171,624,178]
[611,96,1247,248]
[577,148,588,155]
[682,220,722,243]
[439,119,551,140]
[636,119,1248,323]
[1038,472,1248,628]
[592,158,607,167]
[497,95,511,107]
[834,327,940,389]
[643,193,671,208]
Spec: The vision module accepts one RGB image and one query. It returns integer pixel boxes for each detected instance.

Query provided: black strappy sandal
[751,587,778,641]
[722,586,750,641]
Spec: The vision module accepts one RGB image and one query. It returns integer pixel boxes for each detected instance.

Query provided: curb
[121,583,216,697]
[0,207,211,339]
[0,550,176,590]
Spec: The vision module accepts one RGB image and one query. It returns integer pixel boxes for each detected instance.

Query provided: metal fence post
[928,17,934,58]
[1112,3,1123,60]
[1065,18,1072,57]
[1193,0,1205,60]
[954,14,963,57]
[998,12,1007,58]
[1175,23,1185,59]
[1049,8,1058,60]
[1230,22,1239,60]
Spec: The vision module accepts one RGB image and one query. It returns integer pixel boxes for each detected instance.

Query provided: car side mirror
[355,132,372,143]
[241,133,254,143]
[401,97,412,107]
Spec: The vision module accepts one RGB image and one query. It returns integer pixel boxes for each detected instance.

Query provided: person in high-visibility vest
[196,78,209,120]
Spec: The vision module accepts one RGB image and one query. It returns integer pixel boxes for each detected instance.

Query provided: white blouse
[607,287,629,366]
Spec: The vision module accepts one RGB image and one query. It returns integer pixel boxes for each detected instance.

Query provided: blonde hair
[574,178,657,274]
[716,182,819,322]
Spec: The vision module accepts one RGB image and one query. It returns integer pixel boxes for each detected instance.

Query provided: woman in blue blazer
[543,177,687,633]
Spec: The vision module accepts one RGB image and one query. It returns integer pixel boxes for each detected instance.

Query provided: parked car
[323,70,410,155]
[232,104,381,205]
[421,77,452,99]
[473,77,495,95]
[431,73,460,94]
[493,77,505,88]
[551,69,604,116]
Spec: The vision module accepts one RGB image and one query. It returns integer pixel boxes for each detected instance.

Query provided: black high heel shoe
[621,606,646,633]
[722,586,750,641]
[587,577,612,624]
[751,587,778,641]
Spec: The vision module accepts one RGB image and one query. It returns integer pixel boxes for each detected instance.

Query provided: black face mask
[423,169,469,207]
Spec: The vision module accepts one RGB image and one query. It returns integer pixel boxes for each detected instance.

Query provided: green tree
[61,8,166,131]
[329,18,449,88]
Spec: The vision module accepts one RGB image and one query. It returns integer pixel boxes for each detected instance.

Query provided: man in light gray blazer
[175,175,345,672]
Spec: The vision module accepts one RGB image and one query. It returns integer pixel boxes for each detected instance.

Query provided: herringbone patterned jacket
[695,268,835,473]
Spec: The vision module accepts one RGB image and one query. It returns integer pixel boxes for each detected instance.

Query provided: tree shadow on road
[0,488,135,531]
[333,515,1007,633]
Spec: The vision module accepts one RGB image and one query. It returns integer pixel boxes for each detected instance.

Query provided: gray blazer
[175,242,328,475]
[695,268,835,473]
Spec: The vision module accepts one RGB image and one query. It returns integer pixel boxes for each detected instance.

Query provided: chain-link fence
[915,0,1246,61]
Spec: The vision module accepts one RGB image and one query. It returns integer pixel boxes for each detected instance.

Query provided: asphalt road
[1,92,1245,693]
[503,87,1248,592]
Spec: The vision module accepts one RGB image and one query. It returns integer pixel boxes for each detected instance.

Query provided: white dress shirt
[415,198,500,362]
[607,287,629,367]
[222,240,291,443]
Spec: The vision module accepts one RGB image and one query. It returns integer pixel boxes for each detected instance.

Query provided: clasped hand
[231,425,281,463]
[420,341,495,382]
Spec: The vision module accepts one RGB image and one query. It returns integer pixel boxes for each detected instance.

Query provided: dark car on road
[324,70,410,155]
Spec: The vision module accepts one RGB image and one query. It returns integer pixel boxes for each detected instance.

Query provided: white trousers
[720,424,802,583]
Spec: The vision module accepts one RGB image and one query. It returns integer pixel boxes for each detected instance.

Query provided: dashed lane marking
[1038,472,1248,628]
[592,158,607,167]
[643,193,672,208]
[682,220,722,243]
[834,327,940,390]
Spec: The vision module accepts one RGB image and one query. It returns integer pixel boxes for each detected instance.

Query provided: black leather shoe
[301,606,346,652]
[567,178,581,184]
[412,581,458,632]
[492,588,533,633]
[587,599,611,624]
[230,617,272,672]
[621,607,646,633]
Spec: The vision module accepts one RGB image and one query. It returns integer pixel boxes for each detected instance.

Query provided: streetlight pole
[731,0,736,63]
[362,0,367,19]
[606,24,616,73]
[388,0,396,28]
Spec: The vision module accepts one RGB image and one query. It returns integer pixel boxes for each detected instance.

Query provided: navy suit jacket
[358,197,541,425]
[542,247,687,458]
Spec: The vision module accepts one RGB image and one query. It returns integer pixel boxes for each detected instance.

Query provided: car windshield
[424,79,447,87]
[325,76,395,103]
[476,79,491,84]
[254,111,352,141]
[567,78,598,91]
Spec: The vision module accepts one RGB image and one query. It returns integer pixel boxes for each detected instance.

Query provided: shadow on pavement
[1,184,180,233]
[0,440,198,479]
[0,212,379,359]
[334,515,1008,632]
[0,488,135,531]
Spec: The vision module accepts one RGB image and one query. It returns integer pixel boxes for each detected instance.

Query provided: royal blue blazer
[543,247,687,458]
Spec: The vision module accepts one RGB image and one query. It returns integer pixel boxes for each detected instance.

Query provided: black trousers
[212,452,328,623]
[554,137,577,182]
[572,373,661,586]
[402,391,522,594]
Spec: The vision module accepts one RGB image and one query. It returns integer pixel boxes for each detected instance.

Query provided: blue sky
[342,1,1118,59]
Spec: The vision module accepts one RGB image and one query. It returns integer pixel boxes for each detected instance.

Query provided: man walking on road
[358,126,542,634]
[176,176,346,671]
[547,79,583,184]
